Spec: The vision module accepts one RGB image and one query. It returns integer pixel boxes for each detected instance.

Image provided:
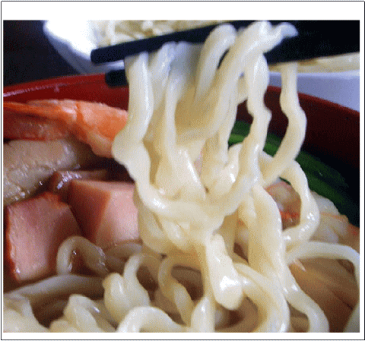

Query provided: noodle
[3,21,360,333]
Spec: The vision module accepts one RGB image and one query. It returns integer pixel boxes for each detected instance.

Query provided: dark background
[3,21,79,87]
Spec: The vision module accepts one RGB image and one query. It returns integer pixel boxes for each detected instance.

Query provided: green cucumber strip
[229,121,348,189]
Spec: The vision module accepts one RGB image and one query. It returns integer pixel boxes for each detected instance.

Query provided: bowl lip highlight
[3,74,107,98]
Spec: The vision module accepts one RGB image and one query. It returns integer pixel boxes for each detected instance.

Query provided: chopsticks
[91,21,255,64]
[91,20,359,87]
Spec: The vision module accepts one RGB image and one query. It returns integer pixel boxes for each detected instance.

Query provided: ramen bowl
[269,70,360,111]
[3,74,361,333]
[3,74,360,225]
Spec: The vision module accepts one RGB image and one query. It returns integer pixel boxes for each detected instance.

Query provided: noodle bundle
[3,21,360,333]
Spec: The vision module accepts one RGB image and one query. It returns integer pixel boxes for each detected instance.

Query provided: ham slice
[68,180,139,249]
[5,192,81,282]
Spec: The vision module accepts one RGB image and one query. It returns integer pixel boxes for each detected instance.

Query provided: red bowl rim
[3,73,360,115]
[3,74,107,99]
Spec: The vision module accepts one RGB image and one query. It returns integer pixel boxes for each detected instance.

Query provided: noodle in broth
[3,21,360,333]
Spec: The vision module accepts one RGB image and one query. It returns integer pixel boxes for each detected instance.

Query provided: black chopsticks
[266,21,359,64]
[91,21,359,87]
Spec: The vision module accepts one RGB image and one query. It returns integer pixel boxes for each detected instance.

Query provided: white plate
[44,20,360,111]
[43,20,124,74]
[270,70,360,111]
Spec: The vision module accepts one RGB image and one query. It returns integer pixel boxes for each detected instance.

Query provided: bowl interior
[4,74,359,224]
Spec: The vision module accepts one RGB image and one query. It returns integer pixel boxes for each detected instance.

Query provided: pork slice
[5,192,81,283]
[68,180,139,249]
[3,137,104,206]
[48,169,109,201]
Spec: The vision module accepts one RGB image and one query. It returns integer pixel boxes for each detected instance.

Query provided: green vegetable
[229,121,359,225]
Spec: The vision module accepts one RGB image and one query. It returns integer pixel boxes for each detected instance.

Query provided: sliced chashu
[3,137,103,206]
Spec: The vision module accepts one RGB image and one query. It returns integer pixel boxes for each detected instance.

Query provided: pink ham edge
[68,180,139,249]
[48,169,109,201]
[5,192,82,282]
